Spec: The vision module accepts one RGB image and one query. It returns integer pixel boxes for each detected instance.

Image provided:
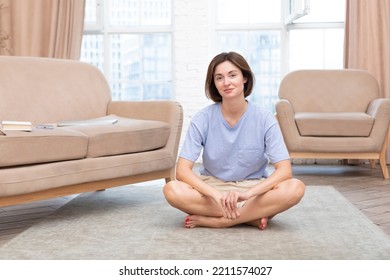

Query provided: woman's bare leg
[184,178,305,229]
[163,180,224,217]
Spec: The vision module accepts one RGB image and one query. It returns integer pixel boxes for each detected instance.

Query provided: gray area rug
[1,184,390,260]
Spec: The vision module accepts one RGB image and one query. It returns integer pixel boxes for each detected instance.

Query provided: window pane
[84,0,98,26]
[82,0,172,102]
[289,28,344,70]
[109,34,140,83]
[108,33,172,100]
[109,0,138,26]
[294,0,345,23]
[80,35,104,72]
[109,0,171,27]
[111,83,142,100]
[143,83,172,100]
[217,31,281,112]
[217,0,281,24]
[141,0,171,26]
[142,34,172,81]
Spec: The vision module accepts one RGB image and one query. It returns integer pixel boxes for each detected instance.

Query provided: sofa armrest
[108,100,183,160]
[366,98,390,142]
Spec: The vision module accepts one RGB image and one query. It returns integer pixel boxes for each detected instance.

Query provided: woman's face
[213,61,247,100]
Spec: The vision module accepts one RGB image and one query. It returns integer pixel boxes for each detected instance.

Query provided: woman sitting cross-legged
[163,51,305,230]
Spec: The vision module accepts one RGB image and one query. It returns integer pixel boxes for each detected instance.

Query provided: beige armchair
[276,69,390,178]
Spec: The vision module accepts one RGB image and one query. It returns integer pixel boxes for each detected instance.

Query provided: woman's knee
[277,178,305,206]
[289,178,305,203]
[163,180,178,200]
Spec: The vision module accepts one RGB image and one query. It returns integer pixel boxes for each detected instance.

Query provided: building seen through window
[215,0,345,112]
[81,0,345,113]
[81,0,172,101]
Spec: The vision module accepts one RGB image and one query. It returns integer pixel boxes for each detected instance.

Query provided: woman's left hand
[220,191,247,219]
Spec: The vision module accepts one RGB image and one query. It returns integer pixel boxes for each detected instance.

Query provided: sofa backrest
[278,69,380,113]
[0,56,111,124]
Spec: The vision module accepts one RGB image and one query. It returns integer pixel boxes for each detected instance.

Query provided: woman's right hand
[218,191,241,220]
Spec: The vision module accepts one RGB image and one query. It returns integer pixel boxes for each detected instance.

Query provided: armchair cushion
[295,112,374,137]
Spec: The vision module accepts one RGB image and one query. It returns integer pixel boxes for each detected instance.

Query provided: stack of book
[1,120,33,134]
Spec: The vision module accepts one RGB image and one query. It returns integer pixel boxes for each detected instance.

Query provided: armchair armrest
[275,99,302,151]
[367,98,390,119]
[366,98,390,143]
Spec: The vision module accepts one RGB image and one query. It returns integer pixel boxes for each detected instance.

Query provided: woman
[164,52,305,230]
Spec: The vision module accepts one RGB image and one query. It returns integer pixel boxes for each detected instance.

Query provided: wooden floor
[0,162,390,247]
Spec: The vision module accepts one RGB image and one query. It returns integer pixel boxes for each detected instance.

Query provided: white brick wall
[173,0,214,146]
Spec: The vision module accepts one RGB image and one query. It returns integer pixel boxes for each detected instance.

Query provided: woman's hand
[220,191,249,219]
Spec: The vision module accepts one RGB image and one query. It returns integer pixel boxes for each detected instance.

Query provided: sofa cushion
[0,128,88,167]
[295,112,374,137]
[65,115,170,158]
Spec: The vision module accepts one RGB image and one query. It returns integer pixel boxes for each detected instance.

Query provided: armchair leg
[379,128,390,179]
[379,155,389,179]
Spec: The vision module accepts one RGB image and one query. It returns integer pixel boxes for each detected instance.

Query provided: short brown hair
[205,52,255,102]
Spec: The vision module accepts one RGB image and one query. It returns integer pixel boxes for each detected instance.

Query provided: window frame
[285,0,310,25]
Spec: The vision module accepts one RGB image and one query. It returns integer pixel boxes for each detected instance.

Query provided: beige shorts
[199,175,265,208]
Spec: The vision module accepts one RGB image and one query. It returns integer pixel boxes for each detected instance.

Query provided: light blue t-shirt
[179,101,290,181]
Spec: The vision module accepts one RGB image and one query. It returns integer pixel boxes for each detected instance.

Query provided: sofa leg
[97,189,106,192]
[164,168,176,183]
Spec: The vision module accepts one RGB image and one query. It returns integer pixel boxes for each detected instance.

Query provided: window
[214,0,345,112]
[81,0,172,101]
[81,0,345,108]
[215,0,283,112]
[287,0,345,70]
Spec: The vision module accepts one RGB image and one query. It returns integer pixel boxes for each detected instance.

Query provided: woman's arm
[176,157,222,200]
[176,157,234,217]
[245,159,292,198]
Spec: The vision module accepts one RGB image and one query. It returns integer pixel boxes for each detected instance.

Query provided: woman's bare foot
[184,215,269,230]
[246,217,269,230]
[184,215,228,228]
[259,217,268,230]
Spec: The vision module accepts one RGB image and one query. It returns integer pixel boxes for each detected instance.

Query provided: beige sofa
[276,69,390,178]
[0,56,183,206]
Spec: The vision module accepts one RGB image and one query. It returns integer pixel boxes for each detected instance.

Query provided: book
[57,118,118,127]
[35,124,55,129]
[1,120,33,132]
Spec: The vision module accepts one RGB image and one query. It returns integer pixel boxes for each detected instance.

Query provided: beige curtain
[0,0,85,59]
[344,0,390,162]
